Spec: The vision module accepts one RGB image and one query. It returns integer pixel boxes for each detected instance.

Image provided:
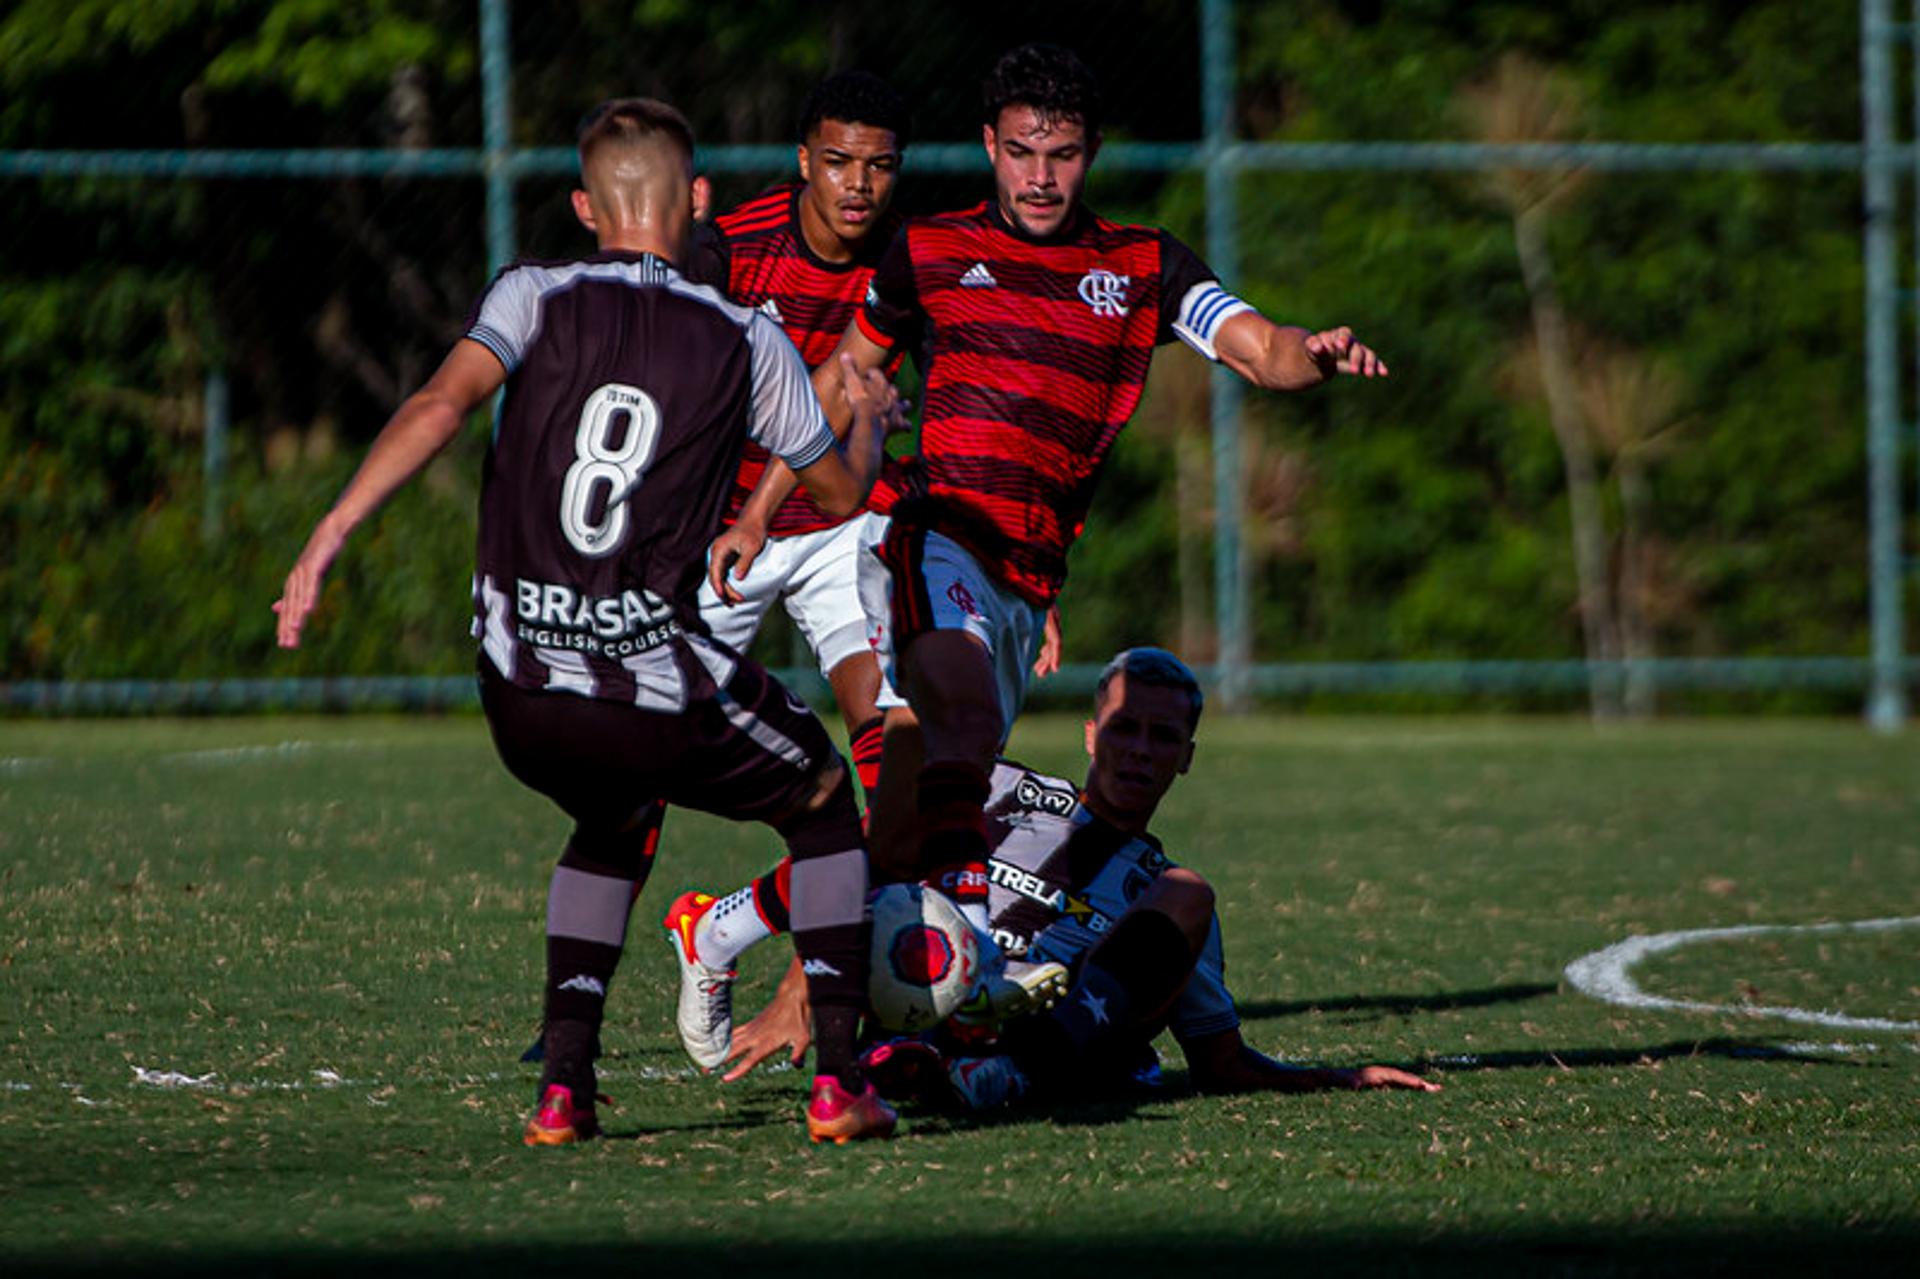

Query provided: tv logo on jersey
[1078,269,1132,318]
[1014,775,1076,817]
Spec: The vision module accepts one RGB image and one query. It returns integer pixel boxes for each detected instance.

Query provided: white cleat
[662,890,735,1071]
[952,957,1071,1028]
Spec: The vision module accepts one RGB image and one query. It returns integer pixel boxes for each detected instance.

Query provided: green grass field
[3,713,1918,1276]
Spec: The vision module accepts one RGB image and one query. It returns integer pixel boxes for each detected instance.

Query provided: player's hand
[720,961,811,1082]
[839,354,905,434]
[707,520,768,605]
[1347,1064,1441,1092]
[273,516,349,649]
[1304,327,1388,379]
[1033,605,1064,678]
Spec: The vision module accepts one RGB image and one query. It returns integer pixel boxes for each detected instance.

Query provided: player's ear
[690,175,712,223]
[1178,738,1195,776]
[797,143,812,183]
[981,121,998,164]
[1083,717,1097,758]
[570,188,597,234]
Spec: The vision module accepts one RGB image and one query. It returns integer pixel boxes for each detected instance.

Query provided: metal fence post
[1203,0,1250,710]
[1864,0,1907,731]
[201,366,229,541]
[481,0,516,275]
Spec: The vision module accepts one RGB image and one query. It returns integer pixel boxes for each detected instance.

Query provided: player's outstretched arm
[1214,312,1389,393]
[1182,1028,1440,1095]
[720,954,812,1082]
[274,340,504,648]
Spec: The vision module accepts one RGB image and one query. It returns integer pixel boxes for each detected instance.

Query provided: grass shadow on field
[892,1092,1178,1136]
[1413,1036,1879,1074]
[1236,981,1559,1024]
[597,1111,789,1139]
[12,1224,1920,1279]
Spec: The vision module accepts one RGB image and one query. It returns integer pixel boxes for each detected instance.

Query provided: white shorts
[697,513,888,679]
[858,527,1046,743]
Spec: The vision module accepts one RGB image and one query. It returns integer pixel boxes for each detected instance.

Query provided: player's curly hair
[798,70,912,149]
[982,43,1102,137]
[1095,648,1203,729]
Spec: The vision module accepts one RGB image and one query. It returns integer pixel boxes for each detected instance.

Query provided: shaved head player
[274,97,899,1145]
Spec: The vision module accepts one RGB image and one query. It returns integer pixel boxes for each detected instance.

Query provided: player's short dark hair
[1095,648,1204,729]
[982,43,1102,137]
[576,97,695,174]
[798,70,911,149]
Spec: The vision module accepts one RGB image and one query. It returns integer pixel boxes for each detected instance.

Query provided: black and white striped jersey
[465,250,835,705]
[982,760,1240,1045]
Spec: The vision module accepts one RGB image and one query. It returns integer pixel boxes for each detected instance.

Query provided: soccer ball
[867,883,980,1031]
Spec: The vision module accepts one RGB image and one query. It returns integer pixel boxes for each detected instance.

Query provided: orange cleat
[523,1083,598,1146]
[804,1075,897,1144]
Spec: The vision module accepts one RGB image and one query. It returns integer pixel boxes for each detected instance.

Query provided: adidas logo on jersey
[758,298,784,323]
[959,262,997,288]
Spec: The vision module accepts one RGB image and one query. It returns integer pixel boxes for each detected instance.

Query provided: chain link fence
[0,1,1907,716]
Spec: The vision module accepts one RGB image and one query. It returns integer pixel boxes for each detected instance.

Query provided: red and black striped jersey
[856,201,1233,606]
[689,183,907,536]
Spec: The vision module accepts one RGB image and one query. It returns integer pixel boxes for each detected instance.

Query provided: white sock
[696,884,776,969]
[958,899,991,935]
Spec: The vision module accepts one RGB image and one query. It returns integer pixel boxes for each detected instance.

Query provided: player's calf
[776,756,880,1111]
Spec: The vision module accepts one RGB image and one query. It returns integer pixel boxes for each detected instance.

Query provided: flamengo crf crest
[1078,268,1131,317]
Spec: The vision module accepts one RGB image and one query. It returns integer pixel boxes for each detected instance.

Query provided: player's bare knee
[1148,867,1215,942]
[803,756,850,812]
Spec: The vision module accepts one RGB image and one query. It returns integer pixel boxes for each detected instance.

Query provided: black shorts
[478,641,837,832]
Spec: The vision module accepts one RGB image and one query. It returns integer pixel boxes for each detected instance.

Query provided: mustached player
[273,97,899,1145]
[728,44,1389,910]
[707,43,1389,1075]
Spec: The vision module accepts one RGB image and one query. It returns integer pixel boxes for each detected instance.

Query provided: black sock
[813,1004,865,1091]
[537,823,650,1100]
[778,763,871,1092]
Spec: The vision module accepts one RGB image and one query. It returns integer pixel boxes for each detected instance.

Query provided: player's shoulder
[482,253,593,291]
[477,254,678,318]
[903,201,996,243]
[1082,209,1171,254]
[988,758,1081,821]
[716,182,802,241]
[1123,828,1177,874]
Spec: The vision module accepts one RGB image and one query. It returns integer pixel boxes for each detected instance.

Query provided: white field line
[1424,1041,1909,1069]
[3,742,373,773]
[162,741,353,765]
[2,1059,791,1103]
[1564,915,1920,1032]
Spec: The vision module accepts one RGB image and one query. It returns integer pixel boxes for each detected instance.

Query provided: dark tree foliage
[0,1,1882,707]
